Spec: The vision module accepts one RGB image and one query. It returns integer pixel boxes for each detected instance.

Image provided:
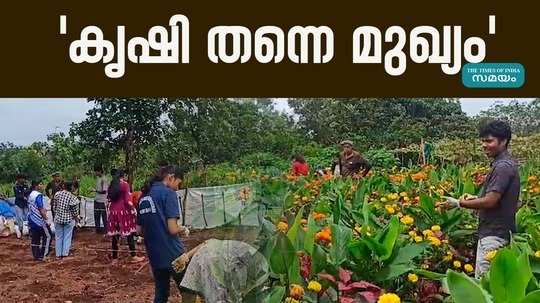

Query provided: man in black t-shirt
[446,120,519,278]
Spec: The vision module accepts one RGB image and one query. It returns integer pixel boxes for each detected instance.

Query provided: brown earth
[0,227,256,303]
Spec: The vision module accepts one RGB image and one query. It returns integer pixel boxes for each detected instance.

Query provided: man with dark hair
[13,174,29,238]
[92,166,108,234]
[446,120,519,278]
[46,172,64,218]
[334,140,371,178]
[137,165,192,303]
[28,179,52,261]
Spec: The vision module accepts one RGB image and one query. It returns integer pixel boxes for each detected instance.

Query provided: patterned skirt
[107,208,137,237]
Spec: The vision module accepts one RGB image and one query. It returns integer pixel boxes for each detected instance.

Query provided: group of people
[0,120,522,300]
[1,174,81,260]
[290,139,373,178]
[291,121,521,279]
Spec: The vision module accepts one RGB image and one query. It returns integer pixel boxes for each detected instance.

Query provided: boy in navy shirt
[137,166,191,303]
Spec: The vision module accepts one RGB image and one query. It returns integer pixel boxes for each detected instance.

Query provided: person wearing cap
[46,172,64,218]
[334,140,371,179]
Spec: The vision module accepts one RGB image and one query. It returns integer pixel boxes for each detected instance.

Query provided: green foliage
[364,148,398,169]
[289,98,475,148]
[71,98,169,183]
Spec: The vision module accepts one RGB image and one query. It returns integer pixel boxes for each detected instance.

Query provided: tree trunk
[124,129,135,188]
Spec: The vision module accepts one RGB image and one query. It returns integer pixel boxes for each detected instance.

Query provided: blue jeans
[14,206,28,235]
[55,221,75,257]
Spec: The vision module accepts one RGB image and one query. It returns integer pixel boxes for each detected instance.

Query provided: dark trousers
[94,202,107,233]
[111,234,136,259]
[30,225,52,260]
[152,267,187,303]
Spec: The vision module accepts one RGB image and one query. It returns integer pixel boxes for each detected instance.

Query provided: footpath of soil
[0,227,253,303]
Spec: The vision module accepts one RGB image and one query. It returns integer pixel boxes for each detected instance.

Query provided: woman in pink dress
[107,170,144,263]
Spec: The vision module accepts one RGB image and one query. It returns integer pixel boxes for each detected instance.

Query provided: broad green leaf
[352,181,367,209]
[447,270,493,303]
[522,290,540,303]
[463,178,476,195]
[311,244,328,275]
[288,252,303,284]
[329,224,352,266]
[264,286,285,303]
[376,264,411,281]
[516,252,533,288]
[287,206,305,245]
[362,195,371,228]
[333,192,343,224]
[441,209,464,231]
[390,243,428,265]
[379,216,400,261]
[348,240,371,261]
[490,248,527,303]
[413,269,446,280]
[419,194,435,218]
[269,234,296,275]
[304,215,317,255]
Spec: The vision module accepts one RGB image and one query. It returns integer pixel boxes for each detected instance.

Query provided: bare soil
[0,227,255,303]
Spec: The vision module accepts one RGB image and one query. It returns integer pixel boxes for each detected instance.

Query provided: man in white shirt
[93,166,108,234]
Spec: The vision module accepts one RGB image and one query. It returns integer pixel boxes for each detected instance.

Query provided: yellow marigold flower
[307,281,322,293]
[277,222,288,233]
[381,197,388,203]
[443,255,452,262]
[453,260,462,268]
[414,236,423,243]
[403,196,410,202]
[407,273,419,283]
[464,264,474,273]
[535,251,540,258]
[428,236,441,246]
[400,192,408,197]
[431,225,441,232]
[289,284,305,300]
[485,250,497,261]
[378,293,401,303]
[408,230,417,237]
[400,215,414,225]
[422,230,434,237]
[385,205,396,214]
[284,297,300,303]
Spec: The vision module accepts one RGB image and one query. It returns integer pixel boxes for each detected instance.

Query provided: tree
[163,98,300,168]
[476,99,540,135]
[288,98,474,149]
[71,98,168,184]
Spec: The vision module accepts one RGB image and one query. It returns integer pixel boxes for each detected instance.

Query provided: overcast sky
[0,98,535,146]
